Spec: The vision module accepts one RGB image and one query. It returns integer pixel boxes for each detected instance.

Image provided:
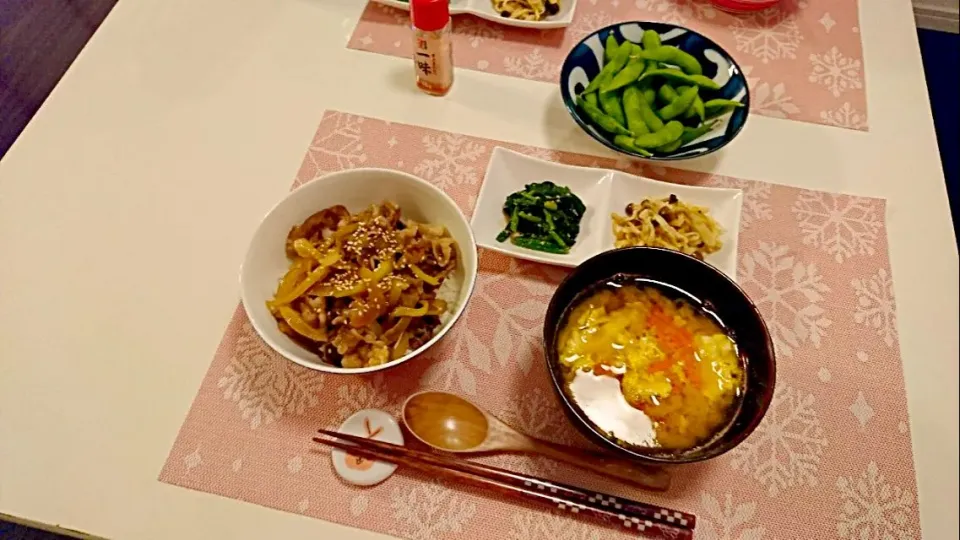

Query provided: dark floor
[0,2,958,537]
[0,520,72,539]
[0,0,119,156]
[918,28,960,237]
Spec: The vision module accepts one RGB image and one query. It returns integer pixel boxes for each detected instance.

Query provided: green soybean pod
[636,92,664,132]
[641,29,661,50]
[680,120,718,144]
[613,135,653,157]
[602,59,647,93]
[644,60,657,76]
[670,85,696,120]
[604,33,619,63]
[637,46,703,76]
[578,95,632,136]
[642,87,657,106]
[704,98,745,108]
[658,86,699,121]
[584,92,598,107]
[704,98,745,119]
[656,138,684,153]
[583,42,632,94]
[657,84,679,105]
[621,86,650,135]
[599,89,627,127]
[638,69,721,91]
[631,120,684,149]
[683,94,706,122]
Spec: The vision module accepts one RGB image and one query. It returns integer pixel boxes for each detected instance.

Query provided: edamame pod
[584,92,598,107]
[613,135,654,157]
[602,58,647,93]
[636,46,704,76]
[642,87,657,106]
[704,98,745,118]
[683,94,706,122]
[583,42,632,94]
[638,69,721,91]
[636,92,664,132]
[657,83,677,105]
[680,120,718,144]
[704,98,744,108]
[604,34,619,63]
[631,120,684,149]
[641,29,661,50]
[658,86,699,121]
[599,90,627,126]
[622,86,650,135]
[656,139,683,153]
[657,83,679,105]
[578,95,632,136]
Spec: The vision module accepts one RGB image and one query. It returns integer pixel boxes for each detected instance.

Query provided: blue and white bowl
[560,22,750,161]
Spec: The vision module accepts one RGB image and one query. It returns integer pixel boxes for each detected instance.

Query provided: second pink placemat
[349,0,868,130]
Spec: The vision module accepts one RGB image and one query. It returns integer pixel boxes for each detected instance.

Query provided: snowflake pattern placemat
[159,111,918,539]
[349,0,868,131]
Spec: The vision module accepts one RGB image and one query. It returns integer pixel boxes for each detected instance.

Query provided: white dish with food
[471,147,742,279]
[471,147,608,267]
[604,172,742,280]
[371,0,576,29]
[240,168,478,374]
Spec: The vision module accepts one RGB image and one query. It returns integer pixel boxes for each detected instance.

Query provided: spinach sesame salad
[495,181,586,254]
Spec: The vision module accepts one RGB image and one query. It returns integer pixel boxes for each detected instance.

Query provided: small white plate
[604,171,742,280]
[472,147,608,267]
[372,0,577,30]
[331,409,404,487]
[471,147,743,280]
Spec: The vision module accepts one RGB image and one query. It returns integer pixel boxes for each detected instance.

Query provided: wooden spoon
[401,391,670,491]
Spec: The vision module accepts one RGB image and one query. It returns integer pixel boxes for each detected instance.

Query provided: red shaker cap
[412,0,450,31]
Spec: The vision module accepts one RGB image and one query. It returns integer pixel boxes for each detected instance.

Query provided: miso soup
[557,275,745,451]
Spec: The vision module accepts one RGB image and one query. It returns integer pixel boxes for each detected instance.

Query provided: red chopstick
[314,430,695,538]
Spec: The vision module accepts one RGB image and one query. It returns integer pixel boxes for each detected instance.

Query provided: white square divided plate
[371,0,577,29]
[471,147,744,280]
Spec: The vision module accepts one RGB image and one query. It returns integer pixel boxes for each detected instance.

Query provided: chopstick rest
[331,409,404,486]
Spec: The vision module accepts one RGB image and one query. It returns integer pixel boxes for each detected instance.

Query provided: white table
[1,0,957,538]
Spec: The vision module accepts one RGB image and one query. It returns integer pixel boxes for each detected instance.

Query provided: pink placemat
[159,111,917,539]
[349,0,868,131]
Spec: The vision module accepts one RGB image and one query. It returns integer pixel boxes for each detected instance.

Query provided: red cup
[710,0,781,12]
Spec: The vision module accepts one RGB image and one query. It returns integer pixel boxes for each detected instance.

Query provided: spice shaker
[411,0,454,96]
